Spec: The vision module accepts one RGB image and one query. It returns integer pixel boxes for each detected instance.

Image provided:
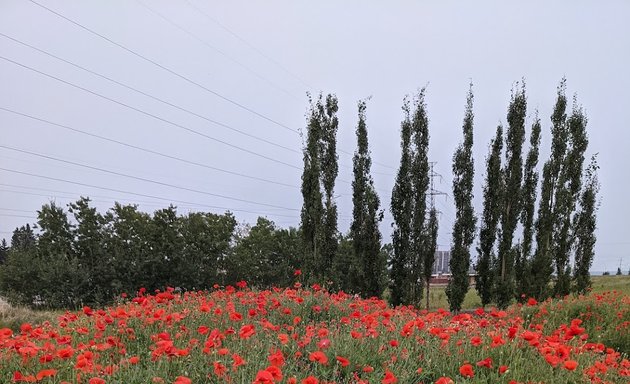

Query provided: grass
[1,275,627,331]
[425,275,630,310]
[590,274,630,295]
[0,297,59,331]
[1,285,628,383]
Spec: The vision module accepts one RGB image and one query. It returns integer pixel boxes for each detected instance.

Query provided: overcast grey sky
[1,0,629,273]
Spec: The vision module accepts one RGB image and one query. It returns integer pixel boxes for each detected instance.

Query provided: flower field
[1,283,629,384]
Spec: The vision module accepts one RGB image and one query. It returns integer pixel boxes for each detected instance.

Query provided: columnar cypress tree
[515,115,541,299]
[446,85,477,312]
[553,97,589,296]
[300,95,324,283]
[424,207,438,310]
[475,125,503,307]
[531,80,569,300]
[409,88,431,306]
[350,100,384,298]
[390,98,414,306]
[573,155,599,294]
[320,95,340,285]
[495,82,527,309]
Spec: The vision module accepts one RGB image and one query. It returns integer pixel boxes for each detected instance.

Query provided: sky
[1,0,629,273]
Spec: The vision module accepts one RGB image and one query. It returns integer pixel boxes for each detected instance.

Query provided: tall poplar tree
[320,94,340,285]
[300,93,339,284]
[350,100,384,297]
[390,98,414,306]
[409,88,431,306]
[475,126,503,307]
[300,95,324,282]
[495,82,527,309]
[446,85,477,312]
[531,80,569,300]
[553,97,589,296]
[515,115,541,299]
[573,155,599,294]
[424,207,438,310]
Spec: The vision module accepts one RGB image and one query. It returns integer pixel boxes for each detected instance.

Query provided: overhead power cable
[0,145,299,211]
[182,0,313,90]
[0,167,300,216]
[0,213,37,220]
[27,0,297,134]
[0,55,301,170]
[136,0,299,100]
[0,207,34,213]
[0,187,295,218]
[0,106,298,189]
[25,0,398,170]
[0,32,301,156]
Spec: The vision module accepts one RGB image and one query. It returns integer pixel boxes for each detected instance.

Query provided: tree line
[0,78,600,310]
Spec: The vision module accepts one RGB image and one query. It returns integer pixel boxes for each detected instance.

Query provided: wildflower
[336,356,350,367]
[564,360,578,371]
[309,351,328,365]
[459,364,474,378]
[238,324,255,339]
[302,376,319,384]
[382,369,398,384]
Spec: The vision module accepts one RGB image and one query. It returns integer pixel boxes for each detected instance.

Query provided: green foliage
[553,97,589,297]
[424,208,438,310]
[447,84,476,312]
[0,239,8,264]
[300,93,339,285]
[0,199,239,309]
[573,155,600,294]
[228,217,301,288]
[10,224,36,252]
[495,81,527,309]
[531,80,569,300]
[515,115,541,300]
[390,89,431,307]
[475,125,503,307]
[350,100,385,298]
[390,97,414,307]
[409,89,431,306]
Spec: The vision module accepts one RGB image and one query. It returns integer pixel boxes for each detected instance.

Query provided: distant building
[431,249,476,276]
[433,250,451,275]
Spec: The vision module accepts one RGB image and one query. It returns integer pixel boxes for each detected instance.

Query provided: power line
[0,55,302,171]
[0,106,298,189]
[136,0,299,100]
[183,0,313,90]
[0,167,300,217]
[23,1,399,171]
[0,213,37,220]
[0,208,34,213]
[0,145,299,211]
[27,0,298,134]
[0,32,301,156]
[0,187,293,218]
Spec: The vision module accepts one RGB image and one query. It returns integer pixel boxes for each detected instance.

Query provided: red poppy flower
[564,360,578,371]
[382,369,398,384]
[336,356,350,367]
[459,364,474,378]
[309,351,328,365]
[301,376,319,384]
[238,324,255,339]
